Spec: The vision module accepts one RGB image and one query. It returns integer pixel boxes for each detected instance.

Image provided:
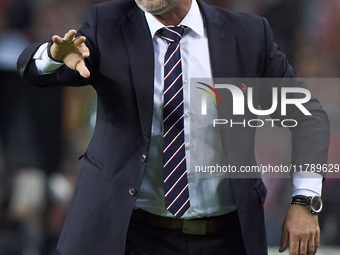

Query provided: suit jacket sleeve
[259,17,330,175]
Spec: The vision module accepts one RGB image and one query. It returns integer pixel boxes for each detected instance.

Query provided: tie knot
[158,26,185,43]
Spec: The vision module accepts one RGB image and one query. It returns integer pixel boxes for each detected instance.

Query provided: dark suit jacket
[17,0,330,254]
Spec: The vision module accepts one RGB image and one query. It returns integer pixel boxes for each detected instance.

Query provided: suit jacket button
[20,67,25,76]
[140,154,147,163]
[129,188,137,197]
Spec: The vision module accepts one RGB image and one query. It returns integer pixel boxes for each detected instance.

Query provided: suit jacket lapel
[198,0,238,121]
[198,0,237,78]
[122,5,155,141]
[197,1,239,160]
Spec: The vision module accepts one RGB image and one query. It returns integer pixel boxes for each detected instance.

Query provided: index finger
[314,231,320,253]
[75,60,90,78]
[63,29,77,43]
[299,238,308,255]
[73,36,87,47]
[289,238,300,255]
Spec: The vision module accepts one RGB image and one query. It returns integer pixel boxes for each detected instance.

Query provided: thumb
[75,60,90,78]
[279,228,289,253]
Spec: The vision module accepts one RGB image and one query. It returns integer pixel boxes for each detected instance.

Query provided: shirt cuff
[292,171,322,197]
[33,42,64,73]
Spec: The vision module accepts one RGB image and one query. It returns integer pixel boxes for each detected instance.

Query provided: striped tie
[158,26,190,218]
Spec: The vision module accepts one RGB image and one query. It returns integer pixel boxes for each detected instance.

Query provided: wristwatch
[291,195,323,214]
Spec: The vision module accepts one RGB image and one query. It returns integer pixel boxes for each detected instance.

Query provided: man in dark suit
[17,0,330,254]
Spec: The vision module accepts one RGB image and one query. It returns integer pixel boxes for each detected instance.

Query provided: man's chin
[135,0,174,15]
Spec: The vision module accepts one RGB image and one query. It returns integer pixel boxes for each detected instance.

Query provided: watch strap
[291,195,309,206]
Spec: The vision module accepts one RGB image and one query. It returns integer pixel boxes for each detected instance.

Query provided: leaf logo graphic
[196,82,223,106]
[196,82,223,115]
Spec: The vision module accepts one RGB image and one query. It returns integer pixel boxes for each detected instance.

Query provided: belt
[131,209,238,235]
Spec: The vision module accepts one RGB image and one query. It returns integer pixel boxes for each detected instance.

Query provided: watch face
[310,196,323,213]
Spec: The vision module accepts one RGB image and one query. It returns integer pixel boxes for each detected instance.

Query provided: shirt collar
[145,0,204,38]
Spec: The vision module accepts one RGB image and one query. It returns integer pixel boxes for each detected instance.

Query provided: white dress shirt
[33,0,322,219]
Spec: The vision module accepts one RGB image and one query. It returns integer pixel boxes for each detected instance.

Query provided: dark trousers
[125,210,247,255]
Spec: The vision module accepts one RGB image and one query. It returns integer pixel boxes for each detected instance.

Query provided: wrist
[47,40,64,63]
[291,195,323,214]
